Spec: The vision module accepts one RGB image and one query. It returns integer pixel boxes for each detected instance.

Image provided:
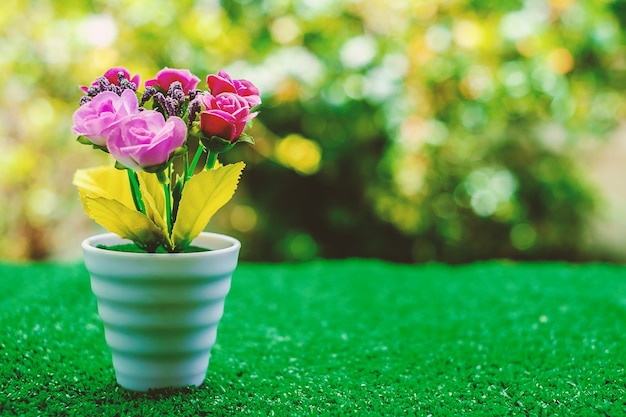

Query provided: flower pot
[81,232,240,392]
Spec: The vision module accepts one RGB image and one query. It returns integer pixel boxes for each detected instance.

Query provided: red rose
[200,93,256,142]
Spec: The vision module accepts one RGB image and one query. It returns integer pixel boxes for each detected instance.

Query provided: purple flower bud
[188,89,202,101]
[140,86,157,107]
[187,97,202,125]
[165,96,179,117]
[80,67,141,95]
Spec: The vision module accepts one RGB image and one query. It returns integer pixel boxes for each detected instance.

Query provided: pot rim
[81,232,241,258]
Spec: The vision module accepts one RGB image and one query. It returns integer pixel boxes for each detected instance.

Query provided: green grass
[2,260,626,416]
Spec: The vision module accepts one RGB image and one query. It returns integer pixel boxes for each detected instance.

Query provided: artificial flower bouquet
[72,67,260,253]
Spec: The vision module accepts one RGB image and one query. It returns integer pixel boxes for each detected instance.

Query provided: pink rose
[145,68,200,94]
[80,67,141,92]
[207,70,261,108]
[72,89,139,147]
[108,111,187,171]
[200,93,256,142]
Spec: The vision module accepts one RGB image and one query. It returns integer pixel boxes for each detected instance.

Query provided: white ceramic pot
[81,232,240,392]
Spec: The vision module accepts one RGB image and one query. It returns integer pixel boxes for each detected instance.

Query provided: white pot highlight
[81,232,240,392]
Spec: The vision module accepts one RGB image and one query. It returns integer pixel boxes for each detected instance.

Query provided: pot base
[113,351,211,391]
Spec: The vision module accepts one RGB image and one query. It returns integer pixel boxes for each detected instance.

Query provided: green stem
[157,169,172,236]
[187,145,204,180]
[183,151,189,183]
[205,151,218,170]
[127,169,146,214]
[164,182,172,235]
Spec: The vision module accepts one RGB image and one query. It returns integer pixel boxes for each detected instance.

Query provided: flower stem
[205,151,218,170]
[127,169,146,214]
[157,169,172,236]
[164,182,172,235]
[187,145,204,180]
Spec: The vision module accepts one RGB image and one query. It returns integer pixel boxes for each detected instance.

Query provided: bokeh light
[1,0,625,263]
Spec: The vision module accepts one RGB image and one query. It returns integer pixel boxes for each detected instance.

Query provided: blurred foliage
[1,0,624,262]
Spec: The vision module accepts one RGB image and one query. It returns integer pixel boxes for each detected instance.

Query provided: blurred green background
[2,0,626,263]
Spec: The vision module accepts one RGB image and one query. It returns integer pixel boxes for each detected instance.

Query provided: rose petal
[200,111,237,142]
[108,112,186,171]
[145,68,200,93]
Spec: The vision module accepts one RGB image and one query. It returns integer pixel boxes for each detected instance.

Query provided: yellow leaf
[136,172,169,241]
[74,166,170,250]
[140,188,170,246]
[137,171,165,218]
[172,162,244,250]
[80,194,167,250]
[73,166,134,209]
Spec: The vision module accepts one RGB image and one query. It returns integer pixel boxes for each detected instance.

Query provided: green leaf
[172,144,189,157]
[201,135,236,153]
[172,162,245,250]
[76,135,93,145]
[236,133,255,145]
[76,136,108,152]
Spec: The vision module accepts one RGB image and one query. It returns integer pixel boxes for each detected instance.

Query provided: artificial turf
[1,259,626,416]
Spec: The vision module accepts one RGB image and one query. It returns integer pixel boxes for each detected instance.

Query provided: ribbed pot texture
[81,232,240,392]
